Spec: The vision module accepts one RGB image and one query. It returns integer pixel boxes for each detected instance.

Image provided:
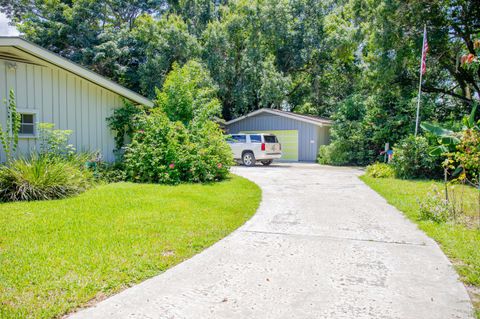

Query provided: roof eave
[0,37,153,107]
[226,108,332,127]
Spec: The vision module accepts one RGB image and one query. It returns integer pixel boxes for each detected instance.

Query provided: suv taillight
[261,143,266,151]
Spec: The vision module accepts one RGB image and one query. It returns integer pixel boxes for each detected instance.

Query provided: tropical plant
[0,89,20,162]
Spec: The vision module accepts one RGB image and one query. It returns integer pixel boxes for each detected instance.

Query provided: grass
[0,175,261,319]
[360,176,480,318]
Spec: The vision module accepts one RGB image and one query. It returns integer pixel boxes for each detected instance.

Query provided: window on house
[19,113,35,135]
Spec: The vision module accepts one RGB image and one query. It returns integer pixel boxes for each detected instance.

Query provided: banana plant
[421,103,478,156]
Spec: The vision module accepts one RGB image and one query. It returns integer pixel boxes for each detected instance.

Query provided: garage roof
[0,37,153,107]
[226,108,333,127]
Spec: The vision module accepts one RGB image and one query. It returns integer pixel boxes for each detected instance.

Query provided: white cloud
[0,12,19,36]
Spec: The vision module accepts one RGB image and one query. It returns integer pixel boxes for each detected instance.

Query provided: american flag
[421,27,429,75]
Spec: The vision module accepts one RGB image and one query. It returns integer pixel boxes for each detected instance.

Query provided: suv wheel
[242,151,255,167]
[261,160,273,166]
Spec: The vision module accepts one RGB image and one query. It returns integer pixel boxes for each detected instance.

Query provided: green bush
[123,110,232,184]
[37,122,76,159]
[0,155,94,202]
[365,163,395,178]
[317,143,349,165]
[392,135,442,179]
[95,162,127,183]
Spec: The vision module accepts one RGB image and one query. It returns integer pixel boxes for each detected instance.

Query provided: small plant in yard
[365,162,395,178]
[38,123,76,158]
[418,185,453,223]
[0,89,20,162]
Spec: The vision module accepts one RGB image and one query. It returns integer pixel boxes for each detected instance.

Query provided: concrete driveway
[70,163,474,319]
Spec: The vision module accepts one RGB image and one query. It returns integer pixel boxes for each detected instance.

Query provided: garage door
[241,130,299,161]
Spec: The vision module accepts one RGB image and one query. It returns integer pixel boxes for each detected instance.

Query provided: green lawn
[361,176,480,318]
[0,175,261,319]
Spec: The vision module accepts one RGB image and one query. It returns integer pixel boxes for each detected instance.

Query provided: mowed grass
[0,175,261,319]
[360,176,480,318]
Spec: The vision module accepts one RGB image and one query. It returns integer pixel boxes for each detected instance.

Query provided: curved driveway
[71,163,473,319]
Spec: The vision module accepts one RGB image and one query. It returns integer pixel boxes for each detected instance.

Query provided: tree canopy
[2,0,479,164]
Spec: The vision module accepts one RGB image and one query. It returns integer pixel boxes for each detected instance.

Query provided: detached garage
[226,108,332,162]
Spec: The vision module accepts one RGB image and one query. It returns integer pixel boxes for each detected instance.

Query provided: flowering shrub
[123,110,232,184]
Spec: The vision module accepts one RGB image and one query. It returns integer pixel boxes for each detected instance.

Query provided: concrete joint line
[241,229,428,247]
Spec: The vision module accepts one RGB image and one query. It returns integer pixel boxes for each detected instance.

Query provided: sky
[0,12,19,36]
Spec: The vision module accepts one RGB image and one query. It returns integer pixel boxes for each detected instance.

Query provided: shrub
[418,186,453,223]
[365,163,395,178]
[106,100,146,151]
[0,155,94,202]
[38,123,76,159]
[392,135,442,179]
[95,162,127,183]
[123,110,232,184]
[317,143,348,165]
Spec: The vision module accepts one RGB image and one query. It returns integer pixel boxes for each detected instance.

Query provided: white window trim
[17,108,39,139]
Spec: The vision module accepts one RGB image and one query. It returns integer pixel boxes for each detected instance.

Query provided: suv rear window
[264,135,278,143]
[250,135,262,143]
[230,135,246,143]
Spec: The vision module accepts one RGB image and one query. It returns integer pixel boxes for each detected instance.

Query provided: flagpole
[415,25,426,136]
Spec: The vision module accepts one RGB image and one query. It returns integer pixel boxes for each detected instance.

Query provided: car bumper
[255,153,282,160]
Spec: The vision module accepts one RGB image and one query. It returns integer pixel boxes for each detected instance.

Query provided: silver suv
[227,133,282,166]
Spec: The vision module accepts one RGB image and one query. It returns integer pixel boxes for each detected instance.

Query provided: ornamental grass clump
[0,155,94,202]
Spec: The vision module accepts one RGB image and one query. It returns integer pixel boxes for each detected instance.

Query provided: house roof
[0,37,153,107]
[226,108,333,127]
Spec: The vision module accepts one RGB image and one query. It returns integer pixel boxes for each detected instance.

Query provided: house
[226,108,332,162]
[0,37,153,162]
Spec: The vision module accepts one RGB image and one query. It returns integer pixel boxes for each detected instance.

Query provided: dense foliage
[106,101,146,151]
[2,0,479,165]
[123,110,232,184]
[392,135,442,179]
[123,61,232,184]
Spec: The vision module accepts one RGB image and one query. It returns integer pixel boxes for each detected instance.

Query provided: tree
[155,60,221,125]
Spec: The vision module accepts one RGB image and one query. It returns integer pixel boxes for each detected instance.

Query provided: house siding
[226,113,330,161]
[0,59,123,162]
